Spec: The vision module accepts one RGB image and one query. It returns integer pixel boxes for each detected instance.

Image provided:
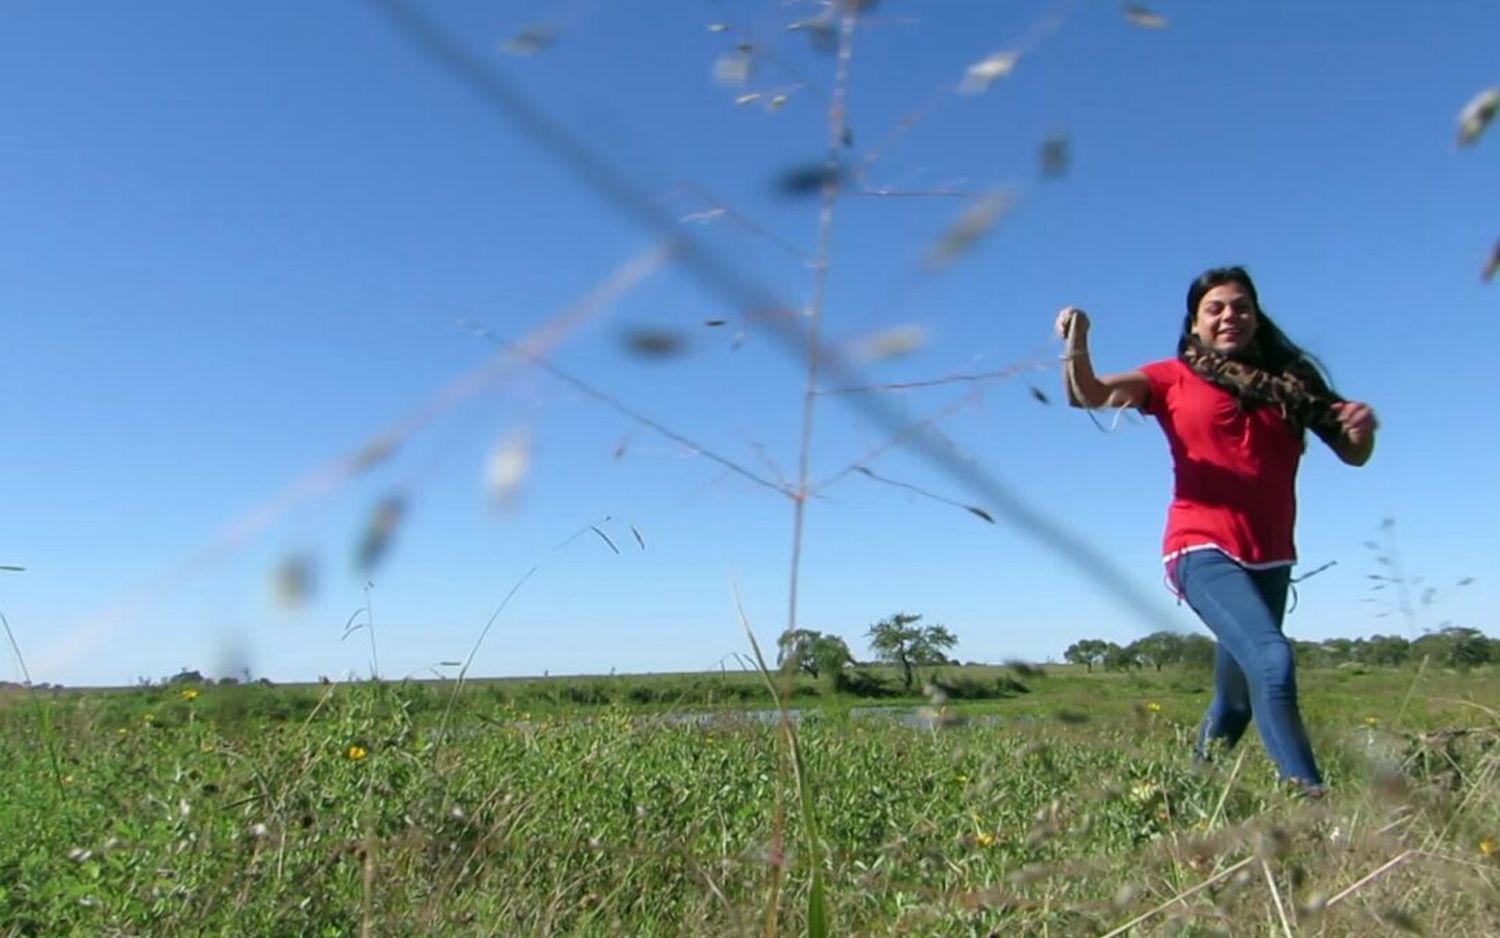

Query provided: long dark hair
[1178,265,1336,392]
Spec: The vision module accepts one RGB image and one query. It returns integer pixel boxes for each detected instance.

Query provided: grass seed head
[499,24,555,56]
[1122,4,1169,29]
[959,50,1019,94]
[1457,86,1500,146]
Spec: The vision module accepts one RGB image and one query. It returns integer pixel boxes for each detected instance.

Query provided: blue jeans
[1174,549,1323,787]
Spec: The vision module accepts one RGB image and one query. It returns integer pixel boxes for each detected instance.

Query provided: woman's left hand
[1333,400,1378,444]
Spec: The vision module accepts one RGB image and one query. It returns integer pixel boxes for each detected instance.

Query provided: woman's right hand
[1055,306,1090,344]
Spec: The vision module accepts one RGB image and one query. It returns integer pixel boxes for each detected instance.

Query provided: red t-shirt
[1139,358,1302,569]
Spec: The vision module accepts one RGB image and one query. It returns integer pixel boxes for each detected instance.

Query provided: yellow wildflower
[1364,716,1380,727]
[117,727,128,736]
[61,775,74,786]
[346,744,368,761]
[1145,701,1163,713]
[974,830,996,848]
[1480,837,1495,859]
[955,773,969,785]
[180,687,200,701]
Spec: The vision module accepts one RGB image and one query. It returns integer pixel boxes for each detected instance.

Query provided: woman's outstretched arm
[1054,306,1149,409]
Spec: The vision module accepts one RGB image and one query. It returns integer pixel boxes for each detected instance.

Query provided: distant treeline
[1065,626,1496,672]
[6,628,1489,730]
[2,664,1035,731]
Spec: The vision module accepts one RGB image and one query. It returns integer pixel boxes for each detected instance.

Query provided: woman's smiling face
[1192,282,1258,354]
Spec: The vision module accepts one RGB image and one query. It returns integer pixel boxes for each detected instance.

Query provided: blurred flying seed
[959,50,1019,94]
[485,427,532,509]
[351,435,397,472]
[679,207,726,223]
[1029,386,1050,405]
[926,191,1015,268]
[355,495,405,573]
[1456,577,1474,586]
[767,94,790,111]
[621,327,688,359]
[703,319,727,327]
[1040,133,1070,178]
[841,126,854,148]
[735,92,763,106]
[774,161,847,197]
[731,330,747,350]
[1122,4,1168,28]
[1483,238,1500,282]
[629,525,646,550]
[1378,907,1425,934]
[273,554,318,610]
[1371,766,1409,800]
[850,324,928,361]
[499,24,554,55]
[1256,827,1291,859]
[788,13,837,53]
[706,22,731,32]
[966,506,995,524]
[1457,87,1500,146]
[1024,825,1055,847]
[713,52,753,87]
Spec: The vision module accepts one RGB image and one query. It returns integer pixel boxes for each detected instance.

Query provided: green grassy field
[0,663,1495,936]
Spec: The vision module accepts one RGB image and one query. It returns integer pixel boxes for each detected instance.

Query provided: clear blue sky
[2,1,1495,686]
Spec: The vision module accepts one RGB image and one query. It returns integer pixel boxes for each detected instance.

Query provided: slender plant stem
[1100,856,1254,937]
[784,9,857,643]
[364,582,379,680]
[1324,850,1414,908]
[1261,858,1294,938]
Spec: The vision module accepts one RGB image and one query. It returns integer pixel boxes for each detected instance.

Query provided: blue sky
[2,1,1495,686]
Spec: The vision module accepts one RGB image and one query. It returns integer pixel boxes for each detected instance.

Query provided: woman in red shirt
[1055,266,1377,794]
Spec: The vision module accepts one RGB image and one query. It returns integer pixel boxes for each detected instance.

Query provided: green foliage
[832,667,895,698]
[1063,638,1111,671]
[1125,631,1186,671]
[866,612,958,692]
[0,667,1494,934]
[777,629,854,681]
[927,673,1029,700]
[1101,642,1139,672]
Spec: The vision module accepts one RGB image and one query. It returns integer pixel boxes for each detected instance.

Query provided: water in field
[639,706,1001,730]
